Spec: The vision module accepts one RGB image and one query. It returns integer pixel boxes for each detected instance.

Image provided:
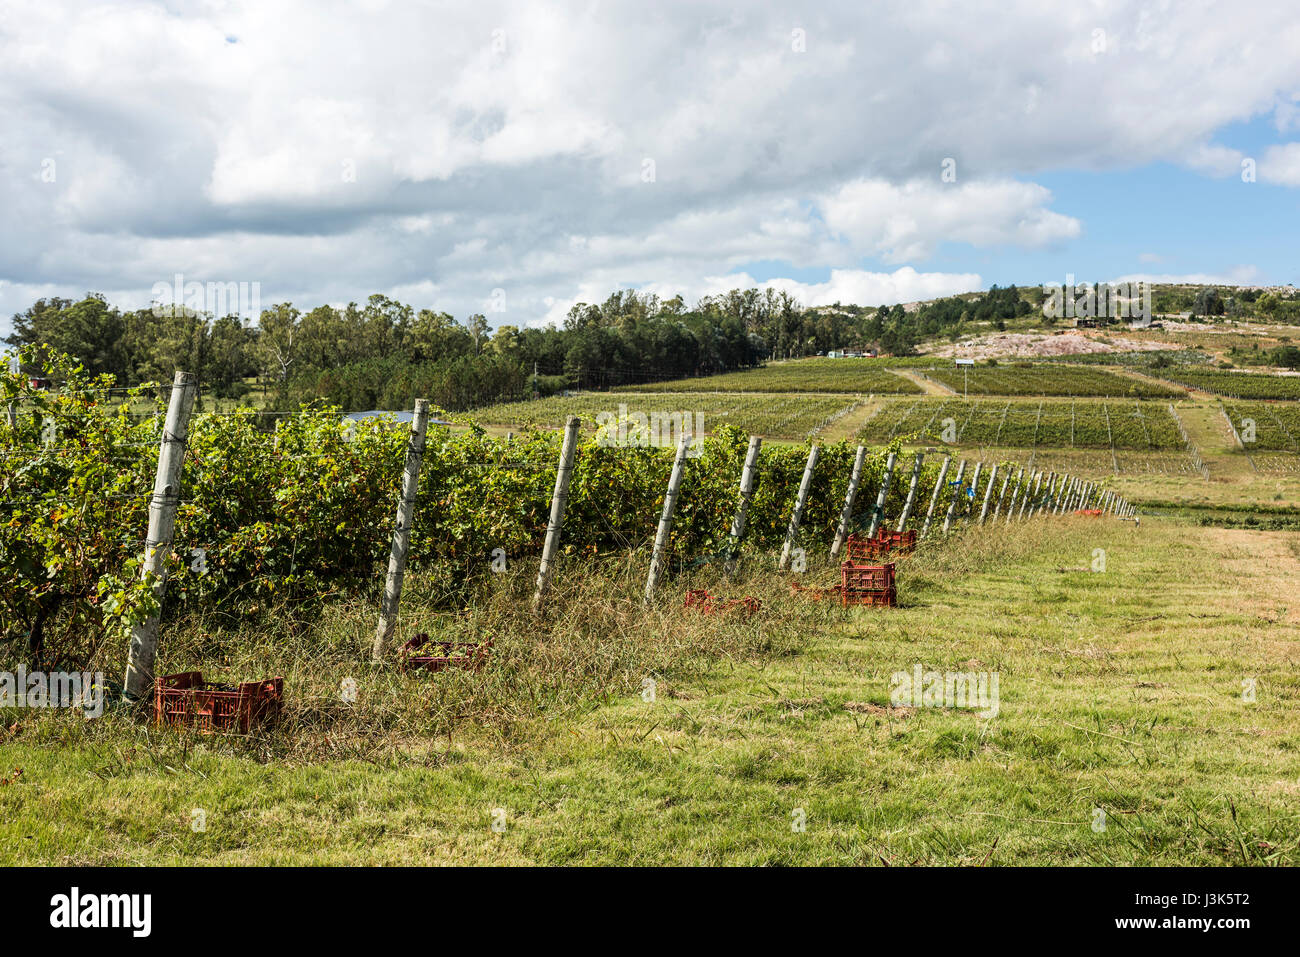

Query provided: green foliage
[0,350,166,667]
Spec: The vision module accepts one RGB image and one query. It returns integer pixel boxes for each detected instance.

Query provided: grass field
[4,517,1298,865]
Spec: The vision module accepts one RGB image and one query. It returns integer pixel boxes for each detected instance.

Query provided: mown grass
[2,517,1298,865]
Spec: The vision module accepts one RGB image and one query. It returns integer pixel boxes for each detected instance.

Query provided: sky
[2,0,1299,340]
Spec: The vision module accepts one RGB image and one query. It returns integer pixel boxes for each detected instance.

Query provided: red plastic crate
[878,529,917,554]
[790,582,843,602]
[400,633,493,673]
[841,586,896,608]
[841,561,896,591]
[154,671,283,734]
[845,534,891,561]
[684,589,761,618]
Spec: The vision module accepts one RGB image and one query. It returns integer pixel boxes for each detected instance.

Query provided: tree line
[5,285,1033,411]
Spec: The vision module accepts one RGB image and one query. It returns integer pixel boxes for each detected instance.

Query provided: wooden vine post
[644,436,691,602]
[830,445,868,559]
[124,370,198,702]
[533,415,581,610]
[778,444,819,571]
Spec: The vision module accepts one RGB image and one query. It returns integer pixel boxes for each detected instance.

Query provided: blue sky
[3,0,1300,337]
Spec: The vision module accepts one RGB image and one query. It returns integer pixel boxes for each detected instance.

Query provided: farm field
[921,365,1182,398]
[1159,368,1300,401]
[856,398,1187,451]
[612,358,922,394]
[4,518,1298,865]
[465,392,862,441]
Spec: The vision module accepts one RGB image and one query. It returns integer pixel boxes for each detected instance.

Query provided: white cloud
[1258,143,1300,186]
[818,179,1080,262]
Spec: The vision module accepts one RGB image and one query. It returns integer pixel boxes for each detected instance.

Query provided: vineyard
[919,365,1183,398]
[464,392,861,441]
[857,398,1187,450]
[1156,368,1300,400]
[611,358,922,394]
[1044,349,1212,368]
[1,354,1126,679]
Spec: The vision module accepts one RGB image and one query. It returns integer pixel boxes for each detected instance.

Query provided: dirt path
[893,369,955,395]
[819,396,885,441]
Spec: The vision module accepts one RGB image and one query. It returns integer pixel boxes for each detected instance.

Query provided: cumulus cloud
[1258,143,1300,186]
[818,179,1080,262]
[3,0,1300,336]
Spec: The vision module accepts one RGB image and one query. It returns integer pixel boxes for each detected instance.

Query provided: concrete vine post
[123,371,198,702]
[725,436,763,574]
[920,455,950,539]
[644,436,691,602]
[978,463,998,525]
[830,445,868,559]
[372,399,431,660]
[778,444,819,572]
[896,451,924,532]
[866,450,897,539]
[533,415,581,610]
[942,459,967,534]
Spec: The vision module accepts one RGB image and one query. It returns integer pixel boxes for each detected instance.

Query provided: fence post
[830,445,868,559]
[645,436,691,602]
[866,450,897,539]
[533,415,581,609]
[992,467,1012,523]
[920,455,950,539]
[123,371,198,702]
[963,462,982,527]
[978,463,998,524]
[1031,473,1053,518]
[1059,476,1074,513]
[896,451,924,532]
[942,459,967,534]
[372,399,431,660]
[1022,471,1041,519]
[726,435,762,573]
[779,444,819,571]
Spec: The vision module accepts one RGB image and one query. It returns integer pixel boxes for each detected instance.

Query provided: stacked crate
[845,529,916,561]
[839,560,896,607]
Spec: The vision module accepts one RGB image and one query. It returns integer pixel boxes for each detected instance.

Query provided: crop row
[611,358,922,394]
[1157,368,1300,401]
[921,365,1183,398]
[858,398,1186,450]
[1223,401,1300,452]
[465,392,860,441]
